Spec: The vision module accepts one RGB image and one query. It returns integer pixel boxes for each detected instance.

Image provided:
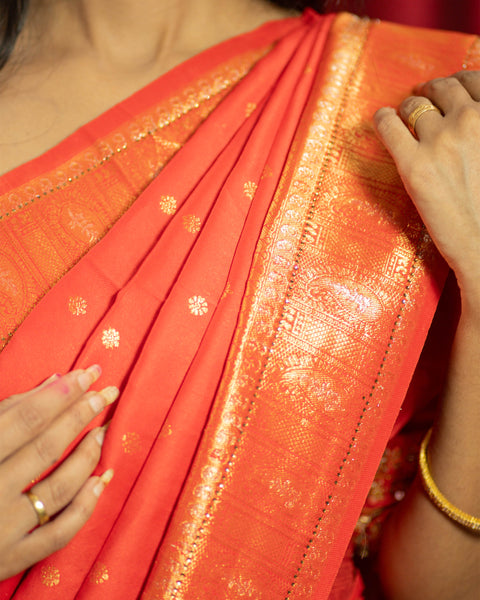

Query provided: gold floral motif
[102,327,120,349]
[220,282,233,300]
[159,195,177,215]
[67,208,99,243]
[40,565,60,587]
[68,296,87,316]
[464,37,480,70]
[226,574,258,598]
[188,296,208,316]
[243,181,257,200]
[245,102,257,118]
[89,562,109,585]
[182,214,201,234]
[160,424,173,438]
[121,432,141,454]
[261,165,273,179]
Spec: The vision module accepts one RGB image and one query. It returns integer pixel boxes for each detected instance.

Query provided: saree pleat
[0,9,478,600]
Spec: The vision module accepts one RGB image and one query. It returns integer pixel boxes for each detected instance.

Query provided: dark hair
[0,1,357,71]
[0,0,30,69]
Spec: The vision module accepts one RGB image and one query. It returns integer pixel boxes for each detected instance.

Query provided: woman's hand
[0,367,118,580]
[375,72,480,600]
[374,71,480,309]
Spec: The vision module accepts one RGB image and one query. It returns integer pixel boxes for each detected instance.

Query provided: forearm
[378,305,480,600]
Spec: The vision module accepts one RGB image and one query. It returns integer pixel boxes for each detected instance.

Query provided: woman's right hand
[0,366,118,580]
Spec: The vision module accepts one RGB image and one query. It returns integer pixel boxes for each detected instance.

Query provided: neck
[23,0,294,72]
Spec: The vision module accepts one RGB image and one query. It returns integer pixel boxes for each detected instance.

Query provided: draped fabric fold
[0,10,478,600]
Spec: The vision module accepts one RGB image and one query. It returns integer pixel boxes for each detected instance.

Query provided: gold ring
[25,490,50,526]
[408,103,441,137]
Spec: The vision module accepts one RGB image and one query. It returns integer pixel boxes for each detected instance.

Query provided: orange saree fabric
[0,10,478,600]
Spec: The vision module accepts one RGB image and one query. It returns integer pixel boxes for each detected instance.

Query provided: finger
[2,470,113,580]
[20,427,106,532]
[0,373,61,417]
[398,96,443,140]
[451,70,480,101]
[415,76,473,114]
[0,366,102,462]
[374,107,417,172]
[2,386,118,490]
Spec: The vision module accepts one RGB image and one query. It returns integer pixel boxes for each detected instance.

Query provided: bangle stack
[419,428,480,533]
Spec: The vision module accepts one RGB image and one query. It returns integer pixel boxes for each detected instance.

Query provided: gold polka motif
[188,296,208,316]
[40,565,60,587]
[159,195,177,215]
[261,164,273,179]
[243,181,257,200]
[102,327,120,349]
[68,296,87,316]
[160,424,173,438]
[121,432,141,454]
[89,563,109,585]
[220,282,233,300]
[245,102,257,117]
[182,214,201,234]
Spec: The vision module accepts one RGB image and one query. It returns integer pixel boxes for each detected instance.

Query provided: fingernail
[88,387,119,414]
[88,394,103,414]
[93,468,114,497]
[41,373,61,390]
[95,427,106,446]
[101,386,119,406]
[77,365,101,392]
[100,468,114,485]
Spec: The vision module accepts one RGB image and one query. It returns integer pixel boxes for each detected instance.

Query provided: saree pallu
[0,10,477,600]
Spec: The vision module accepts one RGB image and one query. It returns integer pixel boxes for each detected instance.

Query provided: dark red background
[363,0,480,33]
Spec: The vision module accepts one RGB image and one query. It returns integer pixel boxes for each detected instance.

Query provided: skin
[0,0,478,595]
[0,367,117,580]
[375,74,480,600]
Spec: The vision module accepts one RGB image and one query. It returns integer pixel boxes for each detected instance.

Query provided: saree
[0,10,477,600]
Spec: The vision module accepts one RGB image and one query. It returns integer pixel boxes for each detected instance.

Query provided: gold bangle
[419,428,480,532]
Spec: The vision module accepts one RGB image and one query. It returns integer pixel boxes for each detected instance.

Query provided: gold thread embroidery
[261,165,273,180]
[188,296,208,316]
[89,563,109,585]
[159,196,177,215]
[245,102,257,117]
[102,328,120,349]
[0,47,270,222]
[220,282,233,300]
[160,424,173,438]
[121,432,141,454]
[40,565,60,587]
[68,296,87,316]
[243,181,257,200]
[0,47,272,353]
[182,215,201,234]
[463,36,480,69]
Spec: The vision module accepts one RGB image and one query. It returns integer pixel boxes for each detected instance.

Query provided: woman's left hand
[374,71,480,306]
